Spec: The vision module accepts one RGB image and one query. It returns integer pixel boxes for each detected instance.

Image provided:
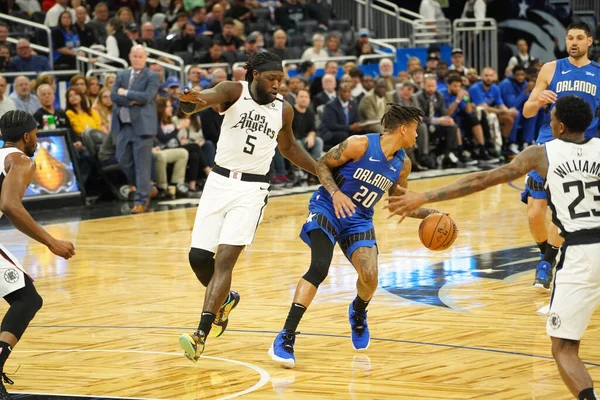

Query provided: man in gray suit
[111,45,159,213]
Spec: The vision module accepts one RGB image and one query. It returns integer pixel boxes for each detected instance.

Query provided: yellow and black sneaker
[209,290,241,338]
[0,372,13,400]
[178,330,206,363]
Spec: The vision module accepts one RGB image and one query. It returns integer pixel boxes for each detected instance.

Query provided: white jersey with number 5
[545,137,600,235]
[215,81,284,175]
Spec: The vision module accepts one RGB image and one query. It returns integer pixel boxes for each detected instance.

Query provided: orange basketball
[418,213,458,251]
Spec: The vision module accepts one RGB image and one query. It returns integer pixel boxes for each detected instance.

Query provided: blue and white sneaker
[348,302,370,350]
[533,261,553,290]
[268,330,296,368]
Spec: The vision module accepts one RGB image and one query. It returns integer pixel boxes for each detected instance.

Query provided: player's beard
[570,48,588,60]
[255,80,273,104]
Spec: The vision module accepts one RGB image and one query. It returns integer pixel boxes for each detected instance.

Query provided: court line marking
[14,349,271,400]
[26,325,600,368]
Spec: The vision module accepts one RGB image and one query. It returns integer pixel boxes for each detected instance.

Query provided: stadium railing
[452,18,498,74]
[0,12,53,69]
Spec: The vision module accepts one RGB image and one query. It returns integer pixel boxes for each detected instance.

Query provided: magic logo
[231,110,277,139]
[379,246,540,310]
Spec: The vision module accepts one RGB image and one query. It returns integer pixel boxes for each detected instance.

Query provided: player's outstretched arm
[0,154,75,260]
[277,102,318,175]
[388,158,441,220]
[385,145,548,218]
[177,81,243,114]
[523,62,557,118]
[316,135,367,218]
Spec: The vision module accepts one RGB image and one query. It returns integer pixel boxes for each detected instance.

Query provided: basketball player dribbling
[269,105,442,368]
[521,21,600,290]
[0,110,75,398]
[386,95,600,400]
[176,52,318,362]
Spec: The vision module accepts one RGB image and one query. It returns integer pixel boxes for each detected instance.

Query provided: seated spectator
[73,6,97,48]
[353,29,370,57]
[116,6,134,25]
[226,0,254,22]
[293,88,323,160]
[436,60,450,92]
[93,88,114,134]
[102,72,116,92]
[52,11,80,70]
[70,75,90,106]
[358,77,394,133]
[415,75,459,168]
[188,6,208,35]
[0,76,16,119]
[105,18,133,65]
[165,76,181,110]
[211,68,228,86]
[45,0,75,28]
[469,66,519,155]
[0,45,12,72]
[88,2,110,45]
[65,87,102,137]
[215,18,244,51]
[0,23,14,56]
[377,58,397,92]
[410,67,425,92]
[449,48,467,75]
[301,34,327,69]
[9,39,51,73]
[406,56,422,74]
[312,73,337,111]
[325,33,345,57]
[87,76,101,105]
[141,0,164,24]
[286,76,303,105]
[125,22,141,44]
[170,11,189,34]
[275,0,305,31]
[156,97,205,196]
[465,67,479,87]
[392,81,430,170]
[310,60,339,97]
[306,0,335,30]
[166,0,184,26]
[443,74,496,162]
[207,3,225,35]
[198,40,228,65]
[10,76,41,115]
[349,68,366,101]
[185,65,206,89]
[359,43,378,64]
[236,32,261,62]
[177,109,216,191]
[298,61,316,85]
[317,83,361,149]
[269,29,292,60]
[232,67,246,81]
[508,39,533,68]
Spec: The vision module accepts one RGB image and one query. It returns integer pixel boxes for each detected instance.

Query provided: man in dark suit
[317,83,361,149]
[111,45,159,213]
[312,73,337,112]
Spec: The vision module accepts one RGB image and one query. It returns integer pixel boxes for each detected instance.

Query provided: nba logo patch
[233,172,240,179]
[577,147,583,157]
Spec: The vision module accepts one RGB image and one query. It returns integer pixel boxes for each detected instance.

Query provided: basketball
[419,214,458,251]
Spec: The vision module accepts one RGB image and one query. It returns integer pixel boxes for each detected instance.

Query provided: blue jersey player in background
[522,21,600,290]
[268,105,442,368]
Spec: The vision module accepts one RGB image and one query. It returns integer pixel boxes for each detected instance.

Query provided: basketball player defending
[269,105,442,368]
[176,53,317,362]
[387,95,600,400]
[0,110,75,398]
[521,21,600,290]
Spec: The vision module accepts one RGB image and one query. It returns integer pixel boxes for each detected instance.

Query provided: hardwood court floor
[0,174,597,399]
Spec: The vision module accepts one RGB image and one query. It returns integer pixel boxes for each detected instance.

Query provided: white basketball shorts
[547,242,600,341]
[0,244,27,298]
[190,171,270,253]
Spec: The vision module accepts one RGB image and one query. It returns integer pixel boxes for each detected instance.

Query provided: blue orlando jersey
[537,58,600,143]
[315,134,405,219]
[468,81,504,108]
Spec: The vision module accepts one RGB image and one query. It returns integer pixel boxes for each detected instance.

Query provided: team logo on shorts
[4,268,19,284]
[549,312,561,329]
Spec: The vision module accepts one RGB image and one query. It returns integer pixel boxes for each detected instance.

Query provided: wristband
[331,189,338,197]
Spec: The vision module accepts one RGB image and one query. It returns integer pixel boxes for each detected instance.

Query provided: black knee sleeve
[189,248,215,287]
[2,275,43,340]
[302,230,335,288]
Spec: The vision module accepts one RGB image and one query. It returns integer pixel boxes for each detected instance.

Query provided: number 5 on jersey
[244,135,257,155]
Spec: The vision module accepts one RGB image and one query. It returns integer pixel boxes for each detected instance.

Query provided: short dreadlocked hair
[0,110,35,142]
[244,51,283,84]
[381,104,424,132]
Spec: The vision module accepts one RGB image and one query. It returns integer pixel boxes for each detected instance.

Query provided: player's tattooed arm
[385,146,549,219]
[278,102,318,174]
[388,158,439,219]
[317,136,368,195]
[177,81,242,114]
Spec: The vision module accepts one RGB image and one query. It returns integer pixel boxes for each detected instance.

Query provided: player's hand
[384,186,427,223]
[177,87,207,105]
[48,239,75,260]
[332,191,356,219]
[537,90,557,107]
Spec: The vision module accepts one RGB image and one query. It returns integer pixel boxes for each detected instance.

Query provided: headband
[255,61,283,72]
[0,115,37,142]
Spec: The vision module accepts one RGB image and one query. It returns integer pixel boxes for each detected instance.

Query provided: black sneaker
[457,151,478,166]
[0,373,14,400]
